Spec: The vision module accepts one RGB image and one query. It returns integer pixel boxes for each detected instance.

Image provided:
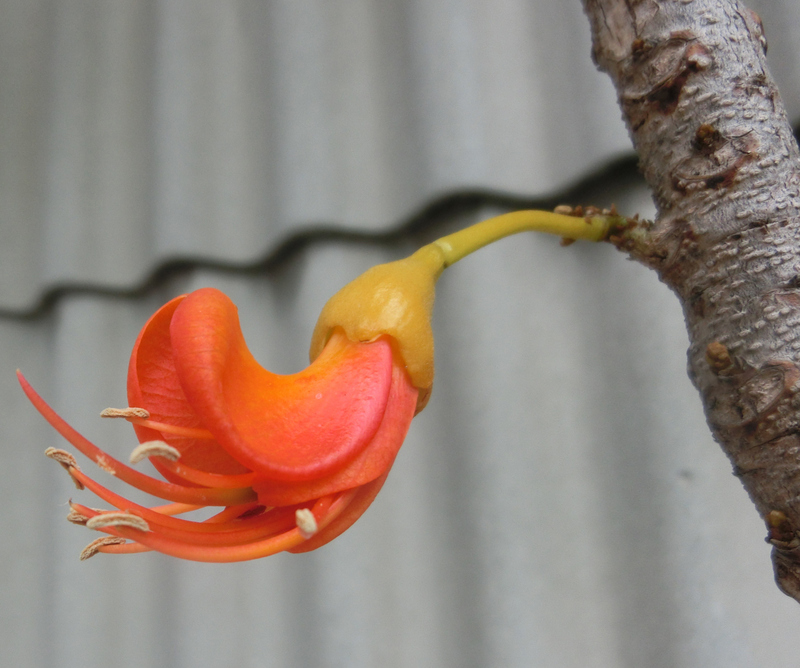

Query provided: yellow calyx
[309,243,444,410]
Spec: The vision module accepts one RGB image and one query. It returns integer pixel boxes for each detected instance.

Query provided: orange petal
[253,360,417,505]
[168,288,394,481]
[128,294,249,475]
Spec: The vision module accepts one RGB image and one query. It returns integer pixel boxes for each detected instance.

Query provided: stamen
[97,541,151,555]
[80,536,127,561]
[127,417,215,440]
[101,405,214,439]
[150,502,204,516]
[44,447,84,490]
[45,447,78,468]
[95,455,116,475]
[230,505,268,520]
[153,457,256,489]
[69,475,275,535]
[204,503,264,524]
[18,373,256,506]
[130,440,181,464]
[87,489,356,562]
[295,508,318,538]
[74,500,299,547]
[67,508,89,525]
[101,407,150,419]
[68,463,255,519]
[68,500,109,525]
[86,512,149,532]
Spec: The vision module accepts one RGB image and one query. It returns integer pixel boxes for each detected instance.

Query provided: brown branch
[582,0,800,602]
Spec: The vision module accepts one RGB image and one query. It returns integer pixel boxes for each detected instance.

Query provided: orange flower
[19,287,419,561]
[20,210,617,562]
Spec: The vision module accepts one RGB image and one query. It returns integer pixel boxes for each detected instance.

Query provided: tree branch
[582,0,800,602]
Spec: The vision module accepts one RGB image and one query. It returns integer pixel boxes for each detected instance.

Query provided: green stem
[423,209,620,268]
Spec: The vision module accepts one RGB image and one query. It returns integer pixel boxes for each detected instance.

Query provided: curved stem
[424,209,618,268]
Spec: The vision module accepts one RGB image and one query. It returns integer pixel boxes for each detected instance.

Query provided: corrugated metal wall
[3,2,800,666]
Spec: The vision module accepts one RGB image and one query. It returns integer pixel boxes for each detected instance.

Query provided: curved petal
[127,294,249,475]
[253,360,418,505]
[169,288,395,481]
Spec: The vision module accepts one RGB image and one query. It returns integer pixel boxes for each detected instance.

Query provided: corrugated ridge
[0,156,642,318]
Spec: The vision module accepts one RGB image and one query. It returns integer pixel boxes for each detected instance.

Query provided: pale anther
[100,407,150,419]
[45,447,78,468]
[86,512,150,532]
[44,447,84,490]
[68,500,105,525]
[295,508,318,538]
[67,509,89,525]
[130,440,181,465]
[80,536,127,561]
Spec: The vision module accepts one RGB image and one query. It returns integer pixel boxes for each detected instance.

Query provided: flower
[19,287,422,562]
[20,209,620,562]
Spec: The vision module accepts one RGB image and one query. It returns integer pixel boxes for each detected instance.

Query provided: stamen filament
[18,371,257,506]
[74,502,299,547]
[97,541,151,555]
[152,457,257,489]
[128,417,215,440]
[149,502,205,516]
[68,470,273,533]
[86,490,355,562]
[203,504,265,523]
[88,503,212,555]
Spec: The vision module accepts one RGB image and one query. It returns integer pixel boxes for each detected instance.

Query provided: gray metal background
[3,2,800,667]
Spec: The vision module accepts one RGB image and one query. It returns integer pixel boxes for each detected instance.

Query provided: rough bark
[581,0,800,602]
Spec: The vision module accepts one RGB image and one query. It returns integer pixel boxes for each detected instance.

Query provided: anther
[44,447,85,490]
[129,440,181,465]
[100,407,150,419]
[45,447,78,468]
[68,500,105,525]
[80,536,127,561]
[295,508,318,538]
[86,512,150,532]
[67,509,89,525]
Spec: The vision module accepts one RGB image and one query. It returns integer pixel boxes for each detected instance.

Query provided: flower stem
[425,209,619,268]
[311,207,631,397]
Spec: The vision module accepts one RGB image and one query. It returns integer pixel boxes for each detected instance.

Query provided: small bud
[706,341,734,374]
